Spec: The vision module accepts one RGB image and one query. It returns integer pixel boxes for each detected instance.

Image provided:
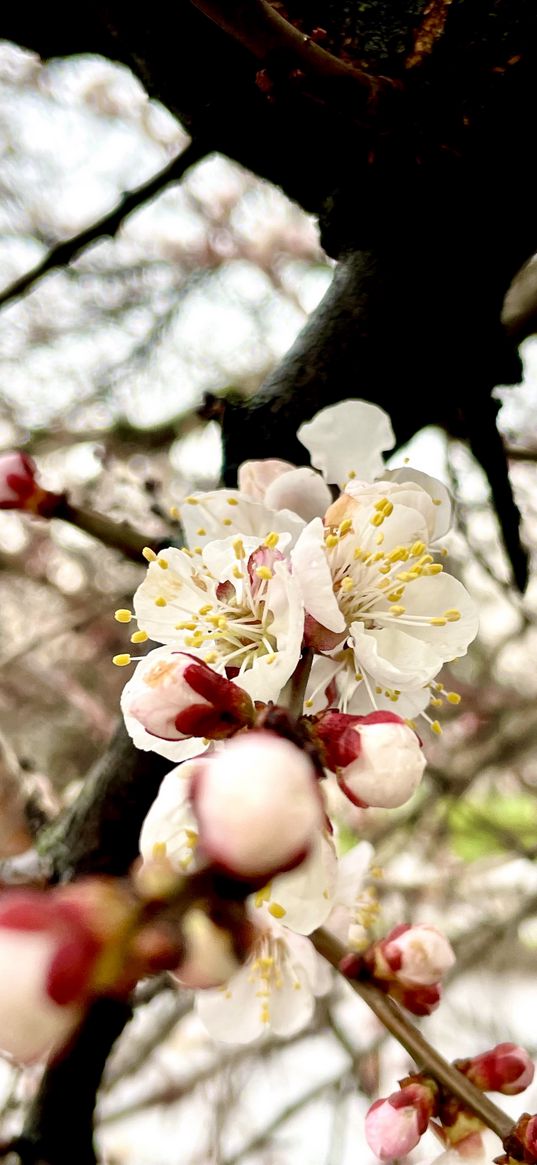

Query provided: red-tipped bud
[0,888,102,1063]
[0,451,59,515]
[190,730,324,880]
[314,710,425,808]
[456,1043,534,1096]
[124,651,255,742]
[366,1080,437,1160]
[371,923,455,987]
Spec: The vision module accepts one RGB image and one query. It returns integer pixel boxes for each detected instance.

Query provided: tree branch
[311,927,514,1143]
[0,141,205,313]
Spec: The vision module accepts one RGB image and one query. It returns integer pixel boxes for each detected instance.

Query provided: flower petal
[180,489,305,550]
[351,622,444,690]
[265,467,332,523]
[384,467,452,540]
[253,832,338,935]
[121,646,212,762]
[139,764,203,873]
[297,400,395,488]
[389,572,479,660]
[292,519,345,633]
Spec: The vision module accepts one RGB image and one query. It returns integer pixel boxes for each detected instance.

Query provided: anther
[142,547,157,562]
[114,609,132,623]
[112,654,131,667]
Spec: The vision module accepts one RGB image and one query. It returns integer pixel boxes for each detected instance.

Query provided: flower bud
[456,1042,534,1096]
[374,923,455,987]
[124,651,255,742]
[0,451,59,515]
[190,731,324,880]
[264,467,332,523]
[315,710,426,809]
[366,1081,437,1160]
[0,889,100,1063]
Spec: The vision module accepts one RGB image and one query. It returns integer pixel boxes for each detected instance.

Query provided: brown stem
[311,927,514,1142]
[287,648,313,719]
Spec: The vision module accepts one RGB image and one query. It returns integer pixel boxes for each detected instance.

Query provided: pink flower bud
[125,653,255,741]
[264,466,332,522]
[190,731,324,880]
[366,1083,435,1160]
[0,890,100,1063]
[0,451,39,510]
[315,711,426,808]
[376,923,455,986]
[456,1042,534,1096]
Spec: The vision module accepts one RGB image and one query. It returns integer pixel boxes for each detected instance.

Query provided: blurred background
[1,38,537,1165]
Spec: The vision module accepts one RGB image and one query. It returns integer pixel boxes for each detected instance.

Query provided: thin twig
[311,928,514,1142]
[0,141,206,312]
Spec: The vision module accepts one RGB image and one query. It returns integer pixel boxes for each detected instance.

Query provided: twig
[189,0,397,110]
[0,141,205,313]
[311,928,514,1142]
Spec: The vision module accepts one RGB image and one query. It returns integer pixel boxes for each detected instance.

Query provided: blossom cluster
[109,399,478,1044]
[0,402,477,1065]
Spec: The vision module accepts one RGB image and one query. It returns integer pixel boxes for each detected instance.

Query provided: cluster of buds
[0,878,183,1065]
[342,923,455,1015]
[367,1045,535,1162]
[121,651,256,742]
[313,710,426,809]
[0,451,60,516]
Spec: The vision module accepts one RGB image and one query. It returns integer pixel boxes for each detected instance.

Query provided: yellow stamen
[158,558,169,570]
[114,609,132,623]
[429,617,447,626]
[169,505,180,520]
[371,512,385,527]
[431,720,443,735]
[233,538,245,560]
[447,692,461,705]
[196,527,206,537]
[255,566,273,580]
[339,518,353,535]
[112,654,131,667]
[227,497,239,506]
[142,546,157,562]
[185,496,198,505]
[233,565,243,579]
[375,532,384,545]
[424,563,443,575]
[263,532,280,549]
[176,621,196,630]
[389,605,405,616]
[152,842,167,858]
[154,597,167,607]
[325,534,339,548]
[223,518,232,526]
[444,608,461,621]
[131,630,149,643]
[198,604,213,615]
[268,903,286,919]
[204,652,218,663]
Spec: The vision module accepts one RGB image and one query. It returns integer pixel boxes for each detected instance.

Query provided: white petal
[351,622,444,690]
[265,467,332,523]
[347,680,430,720]
[196,959,268,1044]
[386,573,479,661]
[297,400,395,488]
[292,519,345,633]
[384,467,452,540]
[139,764,202,873]
[180,489,305,550]
[238,459,295,501]
[334,842,375,912]
[233,560,304,703]
[254,832,338,935]
[133,548,217,646]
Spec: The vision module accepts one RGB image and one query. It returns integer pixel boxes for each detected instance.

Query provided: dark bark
[2,1,535,584]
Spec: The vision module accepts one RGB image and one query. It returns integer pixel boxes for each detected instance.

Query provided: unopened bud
[456,1042,534,1096]
[366,1081,437,1160]
[190,731,324,880]
[0,451,58,516]
[123,649,255,742]
[373,923,455,987]
[315,711,426,809]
